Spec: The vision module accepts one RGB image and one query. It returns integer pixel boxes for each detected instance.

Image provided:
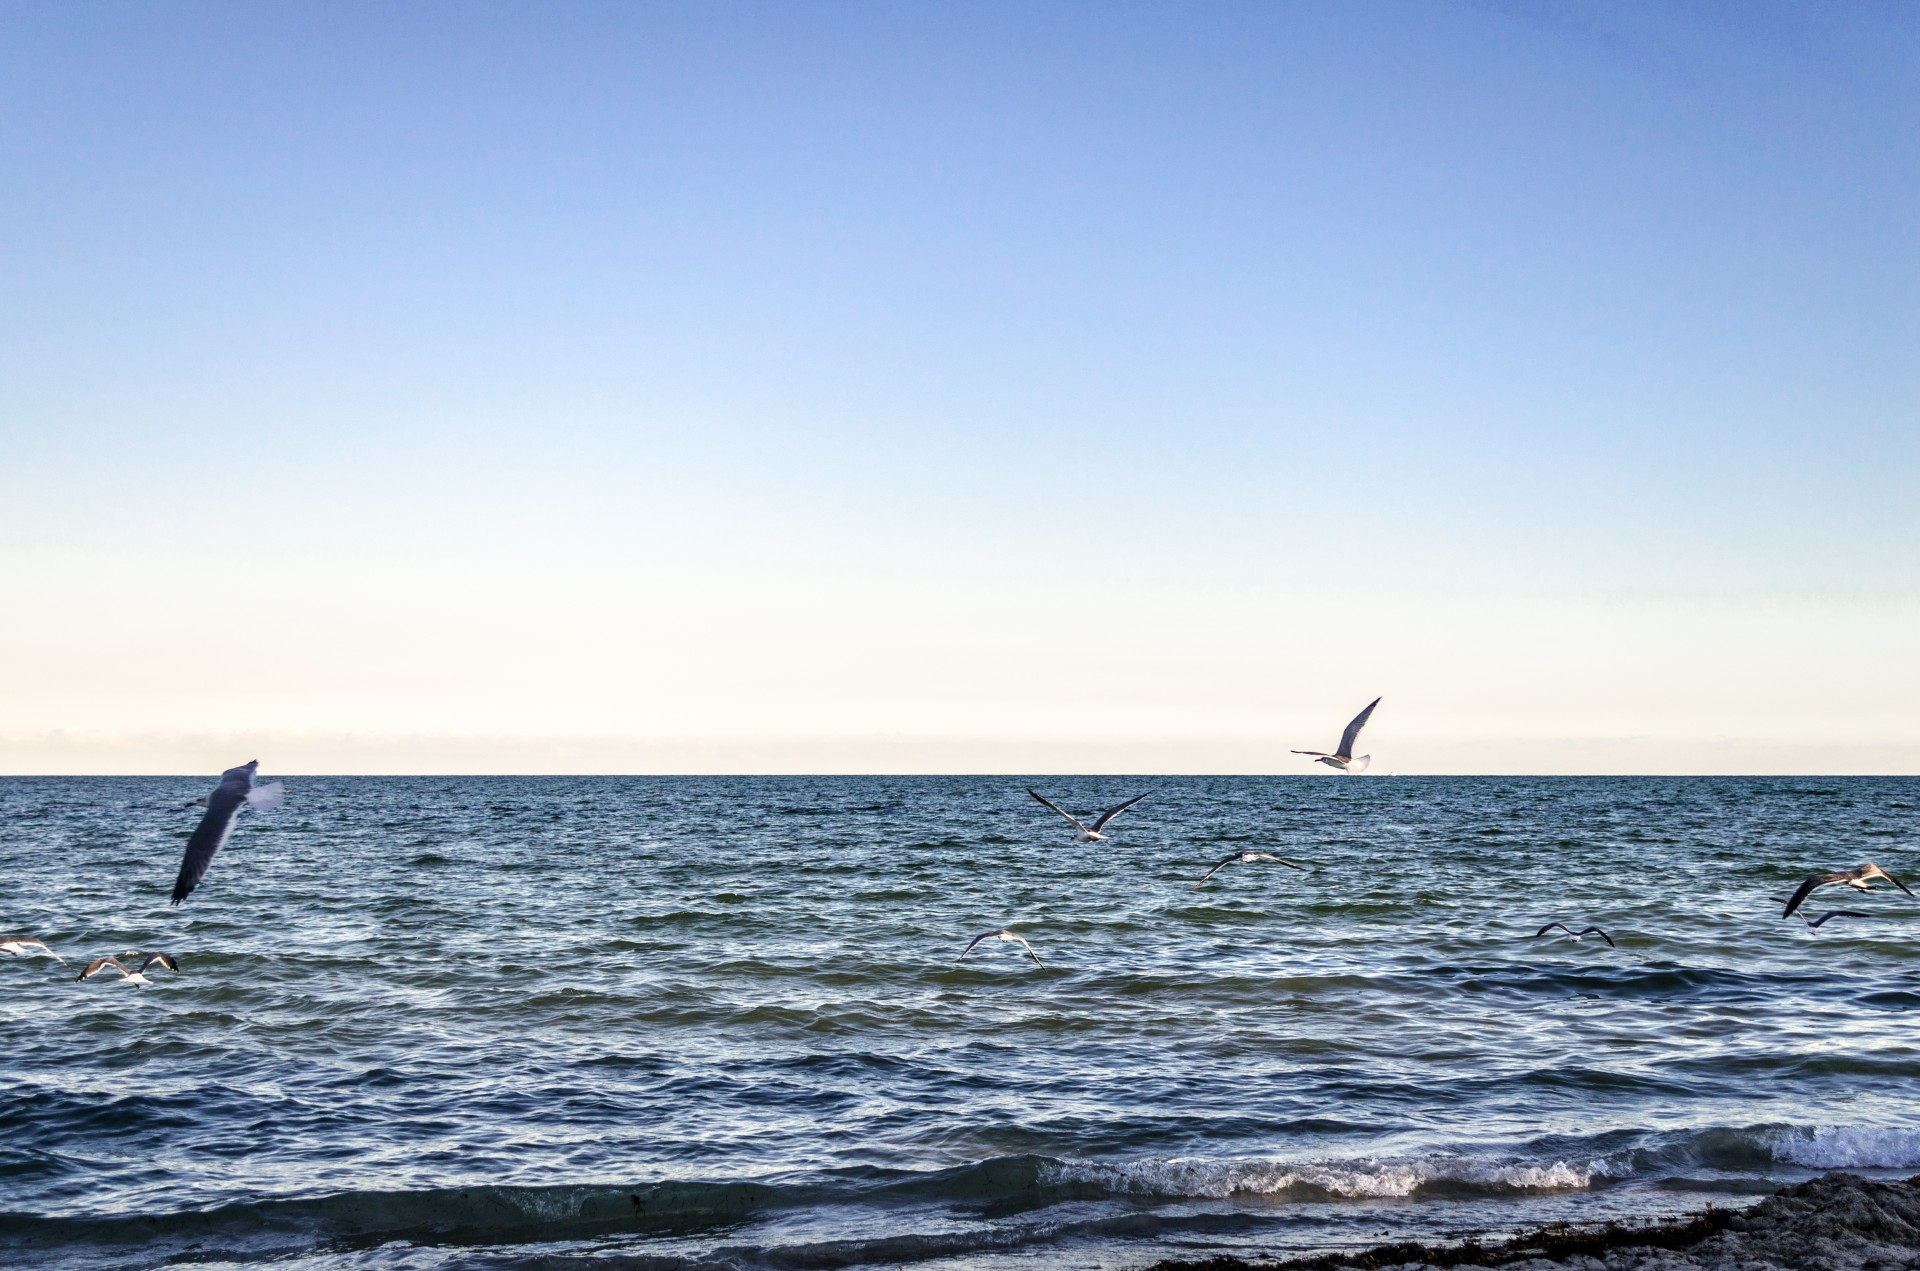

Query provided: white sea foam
[1769,1126,1920,1170]
[1044,1154,1596,1200]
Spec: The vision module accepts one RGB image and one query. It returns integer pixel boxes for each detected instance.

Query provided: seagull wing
[77,957,129,982]
[957,932,997,960]
[12,939,63,964]
[1781,874,1846,918]
[1027,790,1088,834]
[1866,864,1914,896]
[1089,792,1148,832]
[139,953,181,974]
[1807,910,1872,929]
[1577,927,1615,947]
[1534,922,1573,939]
[1249,854,1304,868]
[1290,750,1331,758]
[1191,854,1240,889]
[171,767,254,905]
[1011,934,1043,965]
[1335,697,1381,761]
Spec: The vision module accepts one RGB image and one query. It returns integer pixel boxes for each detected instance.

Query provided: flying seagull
[1768,896,1877,932]
[171,760,285,905]
[1534,922,1614,947]
[76,953,179,986]
[1191,851,1303,889]
[958,929,1043,965]
[1292,697,1381,773]
[1779,863,1912,919]
[1800,909,1872,931]
[1027,789,1147,843]
[1,937,67,966]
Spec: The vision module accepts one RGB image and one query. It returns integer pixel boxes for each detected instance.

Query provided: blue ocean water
[3,775,1919,1271]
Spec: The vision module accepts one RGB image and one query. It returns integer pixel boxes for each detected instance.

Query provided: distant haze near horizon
[2,2,1915,776]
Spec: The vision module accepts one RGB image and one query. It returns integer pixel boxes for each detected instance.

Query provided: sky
[0,0,1915,774]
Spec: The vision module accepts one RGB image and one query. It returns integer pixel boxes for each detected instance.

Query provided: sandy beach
[1152,1175,1920,1271]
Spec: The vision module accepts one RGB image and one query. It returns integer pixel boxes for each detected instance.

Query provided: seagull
[1292,697,1381,773]
[1,937,67,966]
[1191,851,1303,889]
[1767,895,1880,932]
[1779,863,1912,919]
[958,929,1043,966]
[171,760,285,905]
[1534,922,1614,947]
[1800,910,1872,931]
[76,953,178,986]
[1027,789,1147,843]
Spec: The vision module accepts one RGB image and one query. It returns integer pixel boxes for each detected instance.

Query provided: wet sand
[1149,1174,1920,1271]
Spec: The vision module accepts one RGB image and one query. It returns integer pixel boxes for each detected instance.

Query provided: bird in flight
[172,760,285,905]
[1292,697,1381,773]
[1779,863,1911,919]
[1799,909,1872,931]
[1027,789,1147,843]
[1,937,67,966]
[1535,922,1614,947]
[958,929,1043,965]
[76,953,180,986]
[1191,851,1302,889]
[1766,906,1873,936]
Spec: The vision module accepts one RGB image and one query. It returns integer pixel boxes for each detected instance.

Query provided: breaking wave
[10,1123,1920,1266]
[1043,1154,1596,1199]
[1768,1126,1920,1170]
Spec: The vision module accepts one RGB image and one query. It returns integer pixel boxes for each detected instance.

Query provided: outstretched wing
[1870,865,1914,896]
[1534,922,1571,939]
[1011,934,1043,965]
[246,781,286,812]
[1807,910,1871,929]
[957,932,995,960]
[1336,697,1381,760]
[1781,873,1844,919]
[1089,792,1147,832]
[140,953,181,974]
[1578,927,1615,947]
[1027,789,1088,834]
[1290,750,1331,758]
[171,768,253,905]
[77,957,127,982]
[1191,854,1239,889]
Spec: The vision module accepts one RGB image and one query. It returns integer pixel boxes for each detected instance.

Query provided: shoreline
[1147,1175,1920,1271]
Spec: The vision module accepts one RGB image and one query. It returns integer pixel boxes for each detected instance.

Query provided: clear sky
[1,1,1914,774]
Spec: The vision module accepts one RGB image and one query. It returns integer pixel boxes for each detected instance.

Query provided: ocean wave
[1768,1125,1920,1170]
[12,1127,1920,1265]
[1043,1153,1596,1200]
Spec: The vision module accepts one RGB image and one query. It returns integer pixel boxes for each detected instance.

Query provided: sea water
[2,776,1918,1270]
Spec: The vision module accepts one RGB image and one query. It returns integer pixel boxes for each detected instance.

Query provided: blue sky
[1,1,1914,772]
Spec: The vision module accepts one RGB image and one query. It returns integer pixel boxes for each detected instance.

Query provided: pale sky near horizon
[1,1,1915,775]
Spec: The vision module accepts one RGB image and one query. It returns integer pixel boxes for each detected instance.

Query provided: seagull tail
[1345,754,1372,774]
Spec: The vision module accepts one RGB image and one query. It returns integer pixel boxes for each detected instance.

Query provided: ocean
[2,775,1917,1271]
